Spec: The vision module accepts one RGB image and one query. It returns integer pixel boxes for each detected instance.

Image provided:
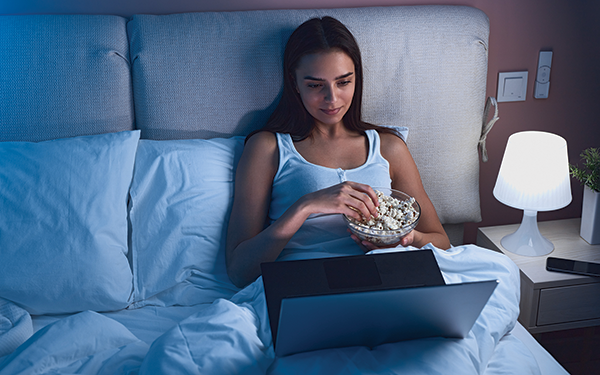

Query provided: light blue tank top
[270,129,393,260]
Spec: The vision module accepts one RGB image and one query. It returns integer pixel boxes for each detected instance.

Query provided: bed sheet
[29,305,208,346]
[0,245,543,374]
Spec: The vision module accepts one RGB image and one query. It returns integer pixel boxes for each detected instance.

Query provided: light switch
[504,77,523,97]
[497,71,528,102]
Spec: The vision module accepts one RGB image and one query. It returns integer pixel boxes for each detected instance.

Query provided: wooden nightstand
[477,218,600,334]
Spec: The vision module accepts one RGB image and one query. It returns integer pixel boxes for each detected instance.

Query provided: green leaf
[570,147,600,192]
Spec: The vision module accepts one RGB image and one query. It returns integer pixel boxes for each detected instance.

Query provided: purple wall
[4,0,599,243]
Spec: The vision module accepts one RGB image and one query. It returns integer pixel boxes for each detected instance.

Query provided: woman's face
[294,50,356,129]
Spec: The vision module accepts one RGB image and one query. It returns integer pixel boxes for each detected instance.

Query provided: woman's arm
[379,132,451,250]
[225,132,380,288]
[225,132,282,288]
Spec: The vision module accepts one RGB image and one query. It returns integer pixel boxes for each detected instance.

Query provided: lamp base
[501,210,554,256]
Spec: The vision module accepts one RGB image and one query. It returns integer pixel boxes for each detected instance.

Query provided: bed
[0,5,569,374]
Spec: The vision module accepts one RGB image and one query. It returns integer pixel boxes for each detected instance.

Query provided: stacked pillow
[0,131,244,315]
[0,131,140,314]
[128,137,244,307]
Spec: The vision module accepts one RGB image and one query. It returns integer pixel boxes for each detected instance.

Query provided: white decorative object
[493,131,572,256]
[580,186,600,244]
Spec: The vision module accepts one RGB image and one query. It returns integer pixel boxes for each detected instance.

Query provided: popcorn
[344,189,420,245]
[348,189,419,231]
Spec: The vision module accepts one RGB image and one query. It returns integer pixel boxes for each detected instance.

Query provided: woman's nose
[324,85,337,103]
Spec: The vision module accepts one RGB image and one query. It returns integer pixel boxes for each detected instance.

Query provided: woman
[226,16,450,288]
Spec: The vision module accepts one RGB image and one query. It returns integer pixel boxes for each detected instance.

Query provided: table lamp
[493,131,572,256]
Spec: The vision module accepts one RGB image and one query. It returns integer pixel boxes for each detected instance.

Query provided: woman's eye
[338,80,352,86]
[307,83,321,88]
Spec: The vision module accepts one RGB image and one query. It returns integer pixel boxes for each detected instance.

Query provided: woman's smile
[321,107,341,115]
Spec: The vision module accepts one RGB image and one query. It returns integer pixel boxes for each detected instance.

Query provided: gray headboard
[0,15,134,142]
[0,6,490,244]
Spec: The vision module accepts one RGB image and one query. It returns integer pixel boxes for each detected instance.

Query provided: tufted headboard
[0,15,134,141]
[0,6,490,244]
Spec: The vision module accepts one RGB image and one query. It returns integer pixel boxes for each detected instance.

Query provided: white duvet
[0,245,541,375]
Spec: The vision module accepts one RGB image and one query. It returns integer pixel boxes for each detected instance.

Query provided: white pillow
[129,137,244,307]
[0,131,140,315]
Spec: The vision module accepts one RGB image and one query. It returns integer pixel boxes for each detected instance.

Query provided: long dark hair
[247,16,392,142]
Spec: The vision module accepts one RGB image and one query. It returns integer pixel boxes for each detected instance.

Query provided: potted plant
[570,147,600,244]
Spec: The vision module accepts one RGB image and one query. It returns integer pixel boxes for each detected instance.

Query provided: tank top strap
[274,132,296,181]
[365,129,387,166]
[275,132,294,155]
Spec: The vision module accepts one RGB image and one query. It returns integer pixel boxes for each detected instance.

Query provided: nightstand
[477,218,600,334]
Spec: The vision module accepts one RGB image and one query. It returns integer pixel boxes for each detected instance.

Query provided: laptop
[261,250,498,356]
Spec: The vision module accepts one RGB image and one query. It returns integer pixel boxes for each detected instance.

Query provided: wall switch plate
[497,71,528,102]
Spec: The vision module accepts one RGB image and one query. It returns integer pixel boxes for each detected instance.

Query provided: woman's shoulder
[239,131,279,176]
[245,131,278,150]
[378,130,409,155]
[242,131,280,168]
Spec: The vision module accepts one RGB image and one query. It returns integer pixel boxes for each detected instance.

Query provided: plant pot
[580,186,600,244]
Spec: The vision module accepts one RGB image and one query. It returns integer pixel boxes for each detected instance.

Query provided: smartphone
[546,257,600,277]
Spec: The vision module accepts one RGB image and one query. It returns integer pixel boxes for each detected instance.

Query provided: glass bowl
[344,187,420,246]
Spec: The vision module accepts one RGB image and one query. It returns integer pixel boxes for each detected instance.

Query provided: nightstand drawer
[537,283,600,326]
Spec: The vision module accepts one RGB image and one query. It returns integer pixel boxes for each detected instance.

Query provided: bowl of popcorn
[344,187,420,246]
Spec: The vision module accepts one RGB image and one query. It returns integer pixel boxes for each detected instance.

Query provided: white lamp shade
[493,131,572,212]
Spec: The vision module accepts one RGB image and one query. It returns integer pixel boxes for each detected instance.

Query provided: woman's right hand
[299,181,379,222]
